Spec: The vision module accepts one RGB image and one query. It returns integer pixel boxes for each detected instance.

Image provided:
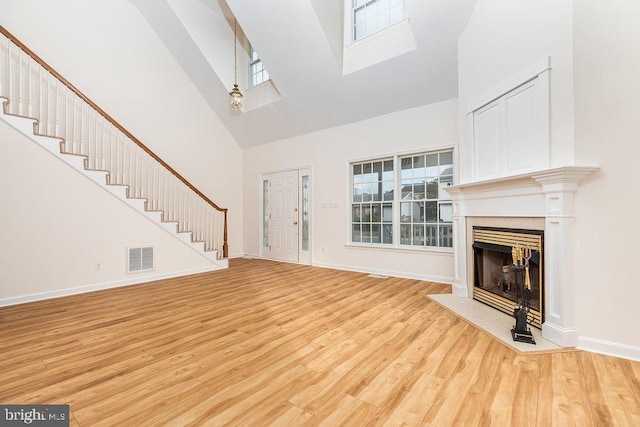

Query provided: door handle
[293,221,298,225]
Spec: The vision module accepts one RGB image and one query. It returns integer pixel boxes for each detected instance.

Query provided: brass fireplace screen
[472,227,544,329]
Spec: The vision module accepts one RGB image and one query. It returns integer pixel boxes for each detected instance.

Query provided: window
[399,151,453,248]
[353,0,405,41]
[351,159,394,244]
[262,179,269,248]
[301,175,310,251]
[249,45,270,88]
[350,149,453,249]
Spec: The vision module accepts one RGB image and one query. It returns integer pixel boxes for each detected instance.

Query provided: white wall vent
[128,246,154,273]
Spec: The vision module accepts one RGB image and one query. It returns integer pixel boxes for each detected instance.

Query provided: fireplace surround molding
[445,166,598,347]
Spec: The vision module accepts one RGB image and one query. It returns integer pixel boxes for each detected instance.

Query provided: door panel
[269,170,298,262]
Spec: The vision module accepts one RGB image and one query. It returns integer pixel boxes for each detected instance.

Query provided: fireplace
[472,226,544,329]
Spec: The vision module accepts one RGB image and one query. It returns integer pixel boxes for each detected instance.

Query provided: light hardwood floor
[1,258,638,426]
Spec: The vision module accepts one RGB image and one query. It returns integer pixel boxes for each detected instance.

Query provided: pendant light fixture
[229,18,243,110]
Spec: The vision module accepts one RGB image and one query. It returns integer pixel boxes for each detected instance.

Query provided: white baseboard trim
[541,322,578,348]
[0,266,219,308]
[452,281,469,297]
[577,336,640,362]
[311,261,453,284]
[241,253,261,259]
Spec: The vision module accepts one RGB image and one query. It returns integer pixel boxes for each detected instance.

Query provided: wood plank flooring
[1,258,638,426]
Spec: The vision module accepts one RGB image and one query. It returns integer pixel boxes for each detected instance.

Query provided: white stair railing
[0,26,228,258]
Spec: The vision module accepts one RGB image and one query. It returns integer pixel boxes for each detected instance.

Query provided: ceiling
[129,0,478,148]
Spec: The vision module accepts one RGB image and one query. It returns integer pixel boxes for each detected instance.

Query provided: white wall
[243,99,458,282]
[0,0,244,257]
[0,120,214,304]
[573,0,640,356]
[458,0,575,183]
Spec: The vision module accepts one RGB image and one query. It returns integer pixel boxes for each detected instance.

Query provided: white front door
[268,170,299,262]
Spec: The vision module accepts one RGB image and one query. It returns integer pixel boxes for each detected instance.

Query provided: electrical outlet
[95,262,102,270]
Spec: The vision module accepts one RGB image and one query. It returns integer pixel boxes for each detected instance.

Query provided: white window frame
[249,44,270,88]
[347,147,455,252]
[351,0,405,42]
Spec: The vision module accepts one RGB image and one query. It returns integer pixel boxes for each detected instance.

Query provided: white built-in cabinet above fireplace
[467,57,551,182]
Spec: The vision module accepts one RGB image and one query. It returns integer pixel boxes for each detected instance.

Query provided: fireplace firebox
[472,226,544,328]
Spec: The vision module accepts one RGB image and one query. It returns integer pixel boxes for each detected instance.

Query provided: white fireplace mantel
[445,166,598,347]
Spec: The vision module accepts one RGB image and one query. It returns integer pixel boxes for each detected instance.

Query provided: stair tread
[1,94,226,265]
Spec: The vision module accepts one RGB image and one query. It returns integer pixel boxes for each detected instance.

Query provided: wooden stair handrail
[1,25,228,258]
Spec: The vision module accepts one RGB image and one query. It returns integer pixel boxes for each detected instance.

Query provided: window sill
[342,18,416,75]
[242,79,281,112]
[344,243,453,255]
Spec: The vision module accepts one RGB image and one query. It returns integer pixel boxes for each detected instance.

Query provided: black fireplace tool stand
[509,264,536,345]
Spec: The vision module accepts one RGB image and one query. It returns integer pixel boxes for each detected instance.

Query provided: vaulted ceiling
[129,0,478,148]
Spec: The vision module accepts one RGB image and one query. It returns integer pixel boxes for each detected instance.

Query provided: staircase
[0,26,228,268]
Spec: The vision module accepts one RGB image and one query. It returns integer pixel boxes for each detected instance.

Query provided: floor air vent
[128,246,154,273]
[367,274,389,279]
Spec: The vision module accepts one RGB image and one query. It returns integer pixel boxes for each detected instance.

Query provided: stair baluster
[0,26,228,259]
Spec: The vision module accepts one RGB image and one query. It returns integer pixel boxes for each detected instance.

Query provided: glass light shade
[229,84,243,109]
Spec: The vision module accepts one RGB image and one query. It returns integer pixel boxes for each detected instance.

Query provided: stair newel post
[158,166,164,214]
[54,78,59,137]
[27,55,32,118]
[78,99,84,156]
[132,144,138,195]
[145,152,151,201]
[17,47,22,115]
[167,174,172,222]
[160,165,165,213]
[0,37,5,97]
[46,73,51,135]
[88,109,95,169]
[153,162,159,211]
[111,130,118,184]
[178,183,183,231]
[122,137,128,188]
[153,158,158,208]
[6,41,11,108]
[171,175,176,222]
[142,153,148,202]
[139,150,145,199]
[128,141,134,194]
[223,209,228,258]
[61,86,68,152]
[106,122,113,177]
[42,71,47,134]
[193,196,199,243]
[138,150,144,199]
[69,93,75,154]
[212,209,217,252]
[76,98,82,155]
[183,186,188,233]
[117,133,124,185]
[100,116,106,170]
[134,146,140,198]
[190,193,195,238]
[132,143,137,196]
[94,114,99,168]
